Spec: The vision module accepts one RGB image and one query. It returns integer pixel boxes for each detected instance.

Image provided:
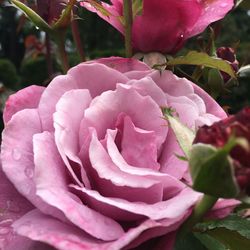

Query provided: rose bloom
[0,58,237,250]
[193,107,250,196]
[81,0,234,53]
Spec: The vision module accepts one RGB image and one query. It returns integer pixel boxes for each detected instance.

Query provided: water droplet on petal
[24,168,34,179]
[12,149,21,160]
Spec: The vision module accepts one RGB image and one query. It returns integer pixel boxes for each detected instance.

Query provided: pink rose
[0,57,237,249]
[81,0,234,53]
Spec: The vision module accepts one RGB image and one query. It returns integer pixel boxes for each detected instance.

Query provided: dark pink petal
[72,185,200,221]
[3,86,44,124]
[132,0,202,53]
[187,0,234,38]
[33,132,124,241]
[89,132,163,204]
[13,209,110,250]
[80,1,124,33]
[54,89,92,188]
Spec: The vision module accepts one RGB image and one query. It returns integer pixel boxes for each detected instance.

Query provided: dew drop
[12,149,21,160]
[24,168,34,179]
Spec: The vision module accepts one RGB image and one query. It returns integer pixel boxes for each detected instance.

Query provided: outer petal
[33,132,124,241]
[13,210,109,250]
[187,0,234,38]
[38,63,128,131]
[0,165,34,250]
[3,86,44,124]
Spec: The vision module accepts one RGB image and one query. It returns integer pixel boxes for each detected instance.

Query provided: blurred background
[0,0,250,133]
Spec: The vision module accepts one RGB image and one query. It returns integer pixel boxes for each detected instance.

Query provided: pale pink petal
[0,165,33,250]
[118,115,160,170]
[33,132,124,241]
[187,0,234,38]
[72,185,200,221]
[81,84,167,148]
[106,129,185,200]
[3,85,44,124]
[206,199,240,219]
[1,109,47,209]
[13,209,110,250]
[54,89,92,188]
[109,214,188,249]
[192,83,227,119]
[94,57,150,73]
[38,63,128,131]
[89,133,163,204]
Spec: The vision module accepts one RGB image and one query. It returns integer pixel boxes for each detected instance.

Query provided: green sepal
[163,108,195,158]
[189,142,239,198]
[10,0,52,34]
[52,0,76,30]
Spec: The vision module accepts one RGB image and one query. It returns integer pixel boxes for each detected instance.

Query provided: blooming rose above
[0,57,238,250]
[80,0,234,53]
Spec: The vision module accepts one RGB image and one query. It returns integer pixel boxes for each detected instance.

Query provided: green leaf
[174,232,208,250]
[132,0,143,18]
[238,65,250,78]
[194,232,226,250]
[208,228,250,250]
[196,215,250,240]
[163,108,195,158]
[10,0,52,33]
[189,143,239,198]
[167,51,237,78]
[52,0,76,30]
[207,68,224,98]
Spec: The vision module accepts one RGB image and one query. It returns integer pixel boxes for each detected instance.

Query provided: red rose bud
[193,107,250,196]
[216,47,239,82]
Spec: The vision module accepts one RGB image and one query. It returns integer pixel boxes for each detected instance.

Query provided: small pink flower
[0,57,238,249]
[193,107,250,196]
[81,0,234,53]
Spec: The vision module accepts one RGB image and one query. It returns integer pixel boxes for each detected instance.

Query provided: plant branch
[123,0,133,57]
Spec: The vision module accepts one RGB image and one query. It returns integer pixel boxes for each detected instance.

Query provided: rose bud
[81,0,234,54]
[193,107,250,196]
[216,47,239,82]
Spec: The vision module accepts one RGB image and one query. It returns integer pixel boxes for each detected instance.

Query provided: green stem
[55,31,69,74]
[123,0,133,57]
[180,194,218,236]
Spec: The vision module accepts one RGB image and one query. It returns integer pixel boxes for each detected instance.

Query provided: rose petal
[38,63,128,131]
[106,129,185,199]
[187,0,234,38]
[13,209,109,250]
[89,132,163,204]
[71,185,200,221]
[3,86,44,124]
[118,115,160,170]
[54,89,92,188]
[80,84,167,148]
[33,132,124,241]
